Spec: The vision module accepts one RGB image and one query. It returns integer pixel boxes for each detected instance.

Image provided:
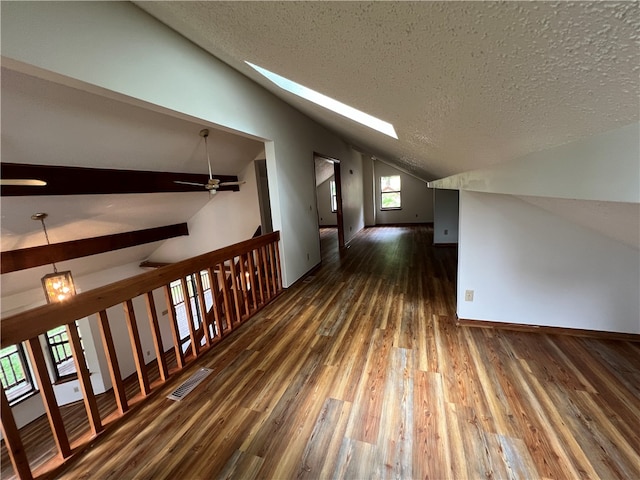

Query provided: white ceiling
[0,69,264,247]
[136,1,639,180]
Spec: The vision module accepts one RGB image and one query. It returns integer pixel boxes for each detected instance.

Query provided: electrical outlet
[162,309,168,316]
[146,350,151,356]
[444,229,449,235]
[73,387,79,393]
[465,290,474,302]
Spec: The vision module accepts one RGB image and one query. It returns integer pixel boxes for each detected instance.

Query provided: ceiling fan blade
[218,181,246,187]
[1,179,47,186]
[174,180,206,187]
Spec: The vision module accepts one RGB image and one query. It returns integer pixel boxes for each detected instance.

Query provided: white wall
[1,1,362,287]
[373,160,434,224]
[433,189,459,244]
[457,191,640,334]
[341,150,365,241]
[317,176,337,226]
[430,123,640,203]
[362,155,376,226]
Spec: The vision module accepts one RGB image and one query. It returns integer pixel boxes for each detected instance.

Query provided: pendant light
[31,213,76,303]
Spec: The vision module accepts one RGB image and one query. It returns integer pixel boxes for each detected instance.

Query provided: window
[169,271,214,352]
[45,326,77,382]
[330,180,337,213]
[0,344,36,404]
[380,175,401,210]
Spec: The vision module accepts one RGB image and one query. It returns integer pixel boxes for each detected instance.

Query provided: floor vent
[167,368,213,401]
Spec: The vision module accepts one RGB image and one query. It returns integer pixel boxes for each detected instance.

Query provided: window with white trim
[380,175,401,210]
[330,180,337,213]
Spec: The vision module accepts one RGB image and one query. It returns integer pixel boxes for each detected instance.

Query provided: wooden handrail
[1,232,280,348]
[1,231,282,480]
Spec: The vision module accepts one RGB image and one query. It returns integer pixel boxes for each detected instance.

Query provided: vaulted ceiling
[2,1,638,297]
[136,1,639,180]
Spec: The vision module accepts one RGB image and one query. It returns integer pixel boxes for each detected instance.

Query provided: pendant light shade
[42,270,76,303]
[32,212,77,303]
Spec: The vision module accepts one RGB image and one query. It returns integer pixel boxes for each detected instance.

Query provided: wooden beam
[1,223,188,274]
[0,163,240,196]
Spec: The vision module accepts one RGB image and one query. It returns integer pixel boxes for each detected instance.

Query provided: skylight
[246,61,398,139]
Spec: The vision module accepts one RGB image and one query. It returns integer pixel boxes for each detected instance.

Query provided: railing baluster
[254,248,265,306]
[144,292,169,382]
[229,258,242,324]
[247,251,258,311]
[274,240,283,292]
[194,272,211,348]
[208,266,223,340]
[24,337,71,458]
[260,245,271,298]
[268,243,278,296]
[98,310,128,414]
[1,385,33,480]
[123,300,151,396]
[66,322,103,435]
[164,284,185,369]
[239,254,250,318]
[217,263,234,332]
[180,277,199,357]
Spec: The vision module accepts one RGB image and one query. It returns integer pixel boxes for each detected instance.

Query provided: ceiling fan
[174,129,245,194]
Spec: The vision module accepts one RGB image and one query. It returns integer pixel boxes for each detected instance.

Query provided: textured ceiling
[136,1,640,180]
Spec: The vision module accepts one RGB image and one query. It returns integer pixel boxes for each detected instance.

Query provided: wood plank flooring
[4,226,640,479]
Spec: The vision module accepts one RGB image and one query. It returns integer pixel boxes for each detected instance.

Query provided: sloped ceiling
[1,68,264,296]
[136,1,639,180]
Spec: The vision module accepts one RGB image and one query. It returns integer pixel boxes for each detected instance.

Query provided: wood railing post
[164,285,185,369]
[238,254,250,318]
[66,322,103,435]
[180,277,200,357]
[123,300,151,395]
[260,246,271,298]
[97,310,128,414]
[217,263,234,332]
[247,251,258,310]
[229,259,242,324]
[254,249,265,306]
[144,292,169,382]
[194,272,211,348]
[1,386,33,480]
[268,243,278,295]
[24,337,71,458]
[208,266,224,340]
[274,240,283,292]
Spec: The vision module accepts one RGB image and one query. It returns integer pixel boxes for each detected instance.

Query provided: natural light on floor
[246,61,398,139]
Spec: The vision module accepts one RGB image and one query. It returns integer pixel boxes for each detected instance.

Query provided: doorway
[313,154,344,253]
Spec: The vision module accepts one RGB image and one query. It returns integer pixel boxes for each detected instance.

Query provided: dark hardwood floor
[3,226,639,479]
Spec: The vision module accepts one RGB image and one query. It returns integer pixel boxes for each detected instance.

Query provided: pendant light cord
[39,217,58,273]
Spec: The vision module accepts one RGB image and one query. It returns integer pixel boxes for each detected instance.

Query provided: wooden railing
[0,232,282,480]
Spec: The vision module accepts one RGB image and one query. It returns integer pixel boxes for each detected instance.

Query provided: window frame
[45,325,77,383]
[330,180,338,213]
[0,343,38,405]
[380,175,402,210]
